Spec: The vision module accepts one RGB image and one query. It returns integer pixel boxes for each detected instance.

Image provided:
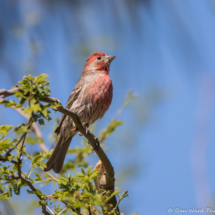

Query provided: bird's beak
[105,55,115,65]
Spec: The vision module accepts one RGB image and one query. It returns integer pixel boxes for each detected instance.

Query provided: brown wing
[55,87,81,134]
[55,70,94,134]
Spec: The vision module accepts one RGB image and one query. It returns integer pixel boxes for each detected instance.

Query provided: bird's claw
[92,137,100,151]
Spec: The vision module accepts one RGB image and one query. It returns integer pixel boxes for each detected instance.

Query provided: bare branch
[0,88,24,98]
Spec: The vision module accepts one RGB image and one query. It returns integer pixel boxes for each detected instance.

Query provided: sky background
[1,0,215,214]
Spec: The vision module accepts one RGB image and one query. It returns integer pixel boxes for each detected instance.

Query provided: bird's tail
[45,135,74,173]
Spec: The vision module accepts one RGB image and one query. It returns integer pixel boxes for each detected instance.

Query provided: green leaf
[14,124,28,135]
[38,119,44,125]
[14,179,22,195]
[89,170,99,179]
[22,148,31,159]
[14,90,25,98]
[105,190,120,202]
[0,125,13,137]
[42,109,49,119]
[86,166,93,175]
[31,154,43,168]
[25,137,38,145]
[81,168,85,175]
[33,171,43,181]
[0,139,13,151]
[0,192,9,201]
[26,189,34,194]
[0,100,8,105]
[48,102,61,108]
[35,74,48,84]
[23,104,42,116]
[122,190,129,196]
[5,101,17,107]
[37,161,46,168]
[0,100,17,107]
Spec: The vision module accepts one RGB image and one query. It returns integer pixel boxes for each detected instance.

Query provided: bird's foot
[92,137,100,151]
[82,123,90,135]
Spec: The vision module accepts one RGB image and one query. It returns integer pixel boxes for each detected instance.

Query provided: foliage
[0,74,136,215]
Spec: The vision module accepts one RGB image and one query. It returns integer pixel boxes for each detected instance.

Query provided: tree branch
[42,97,115,187]
[5,132,26,157]
[0,99,49,153]
[45,194,88,215]
[0,88,24,98]
[21,177,51,215]
[94,160,119,215]
[14,108,49,153]
[0,87,117,214]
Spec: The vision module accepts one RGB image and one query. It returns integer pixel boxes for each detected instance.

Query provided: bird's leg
[76,123,89,136]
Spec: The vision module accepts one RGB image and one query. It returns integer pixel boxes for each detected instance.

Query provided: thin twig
[17,132,27,178]
[0,176,19,180]
[0,158,18,165]
[17,118,33,177]
[44,194,86,215]
[14,107,49,153]
[5,133,26,157]
[40,167,59,182]
[21,177,51,215]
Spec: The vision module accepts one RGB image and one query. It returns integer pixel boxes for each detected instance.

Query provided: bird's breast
[89,74,113,105]
[86,74,113,122]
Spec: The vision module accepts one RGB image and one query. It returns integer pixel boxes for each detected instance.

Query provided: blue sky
[1,0,215,214]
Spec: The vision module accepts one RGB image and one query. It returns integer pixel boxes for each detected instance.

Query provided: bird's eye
[97,57,101,60]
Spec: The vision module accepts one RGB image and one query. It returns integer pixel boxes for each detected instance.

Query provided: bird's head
[84,52,115,73]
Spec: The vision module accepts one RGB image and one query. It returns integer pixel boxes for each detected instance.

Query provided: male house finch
[45,52,115,173]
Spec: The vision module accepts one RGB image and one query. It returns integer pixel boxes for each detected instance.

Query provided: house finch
[45,52,115,173]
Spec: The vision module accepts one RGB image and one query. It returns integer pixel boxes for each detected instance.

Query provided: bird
[45,52,115,173]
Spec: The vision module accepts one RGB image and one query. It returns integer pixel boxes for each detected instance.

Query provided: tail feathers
[45,135,73,173]
[45,135,63,172]
[52,136,72,173]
